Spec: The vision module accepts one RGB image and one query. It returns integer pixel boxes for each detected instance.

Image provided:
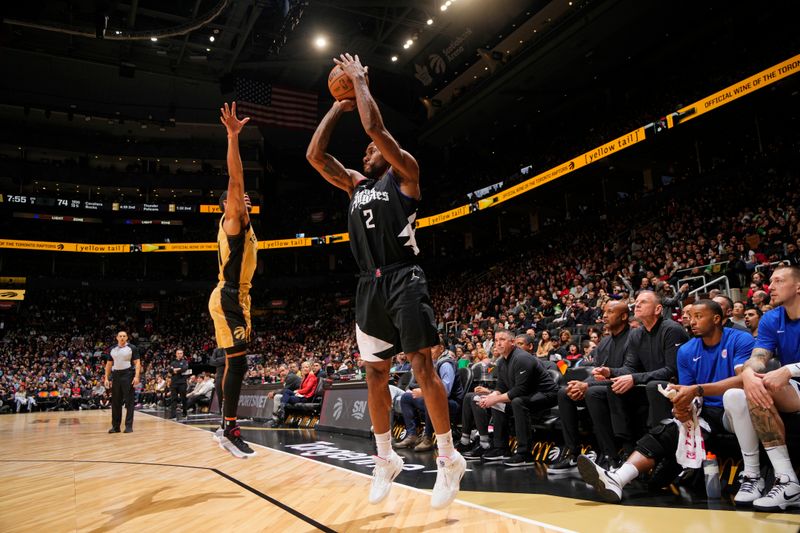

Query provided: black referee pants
[170,382,187,418]
[111,368,135,430]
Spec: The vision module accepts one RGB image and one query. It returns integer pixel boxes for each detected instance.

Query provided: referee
[103,331,141,433]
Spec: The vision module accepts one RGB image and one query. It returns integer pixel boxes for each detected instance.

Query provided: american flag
[235,78,319,130]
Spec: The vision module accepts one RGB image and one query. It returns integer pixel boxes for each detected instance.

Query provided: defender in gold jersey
[210,102,258,458]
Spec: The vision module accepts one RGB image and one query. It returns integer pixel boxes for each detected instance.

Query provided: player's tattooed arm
[743,347,772,373]
[307,102,357,196]
[742,347,775,410]
[335,53,420,198]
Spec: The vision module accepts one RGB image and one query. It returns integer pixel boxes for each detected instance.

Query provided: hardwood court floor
[0,411,562,533]
[3,411,800,533]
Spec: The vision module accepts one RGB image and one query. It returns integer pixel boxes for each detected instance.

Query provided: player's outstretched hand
[333,53,368,81]
[220,101,250,136]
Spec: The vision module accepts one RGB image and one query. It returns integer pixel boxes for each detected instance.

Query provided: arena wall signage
[317,382,372,438]
[2,52,799,254]
[0,290,25,301]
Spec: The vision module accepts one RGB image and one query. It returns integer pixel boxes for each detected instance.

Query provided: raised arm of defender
[306,100,362,197]
[334,53,420,199]
[220,101,250,235]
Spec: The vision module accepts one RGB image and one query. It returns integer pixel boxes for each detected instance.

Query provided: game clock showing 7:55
[2,195,56,207]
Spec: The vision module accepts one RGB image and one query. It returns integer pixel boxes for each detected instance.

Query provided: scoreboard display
[0,194,257,214]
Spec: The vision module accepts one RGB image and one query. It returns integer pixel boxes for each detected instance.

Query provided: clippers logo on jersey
[350,187,389,213]
[347,170,421,272]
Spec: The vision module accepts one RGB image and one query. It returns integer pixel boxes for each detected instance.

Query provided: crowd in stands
[2,159,797,407]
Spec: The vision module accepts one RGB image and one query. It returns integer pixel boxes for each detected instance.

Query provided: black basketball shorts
[355,264,438,362]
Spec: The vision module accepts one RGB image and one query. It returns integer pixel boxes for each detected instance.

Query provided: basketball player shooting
[209,102,258,459]
[306,53,466,509]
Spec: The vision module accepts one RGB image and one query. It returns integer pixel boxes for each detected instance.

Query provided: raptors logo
[429,54,446,74]
[332,397,344,421]
[233,326,249,341]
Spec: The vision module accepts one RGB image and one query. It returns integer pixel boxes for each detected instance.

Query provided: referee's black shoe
[124,427,133,433]
[108,428,120,433]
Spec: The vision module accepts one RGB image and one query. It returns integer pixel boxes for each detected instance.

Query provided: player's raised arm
[306,100,360,197]
[335,53,420,198]
[220,101,250,235]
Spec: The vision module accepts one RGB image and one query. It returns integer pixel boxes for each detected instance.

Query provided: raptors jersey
[348,169,420,272]
[216,216,258,290]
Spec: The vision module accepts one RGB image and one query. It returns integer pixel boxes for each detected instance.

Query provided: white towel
[657,384,709,469]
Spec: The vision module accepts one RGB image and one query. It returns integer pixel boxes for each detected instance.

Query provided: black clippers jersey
[347,169,420,272]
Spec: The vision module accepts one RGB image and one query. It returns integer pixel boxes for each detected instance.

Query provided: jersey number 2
[362,209,375,229]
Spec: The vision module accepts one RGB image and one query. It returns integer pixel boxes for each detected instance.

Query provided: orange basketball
[327,64,368,101]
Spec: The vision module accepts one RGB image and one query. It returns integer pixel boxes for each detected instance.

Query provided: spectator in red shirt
[275,361,319,421]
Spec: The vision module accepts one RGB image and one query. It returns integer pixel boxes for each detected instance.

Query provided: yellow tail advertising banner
[668,53,800,128]
[0,239,76,252]
[73,243,128,253]
[140,242,218,252]
[478,127,647,209]
[260,237,312,249]
[417,205,471,228]
[199,205,261,214]
[324,232,350,244]
[0,289,25,301]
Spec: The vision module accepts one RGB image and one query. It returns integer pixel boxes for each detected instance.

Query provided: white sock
[460,434,471,446]
[724,390,761,477]
[375,431,392,458]
[436,431,455,457]
[479,435,491,449]
[611,462,639,487]
[742,451,760,478]
[766,445,799,483]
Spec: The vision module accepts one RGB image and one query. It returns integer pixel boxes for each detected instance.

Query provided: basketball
[328,64,368,101]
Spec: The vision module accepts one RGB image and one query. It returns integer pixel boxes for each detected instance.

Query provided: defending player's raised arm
[220,102,250,234]
[306,100,360,196]
[335,53,420,197]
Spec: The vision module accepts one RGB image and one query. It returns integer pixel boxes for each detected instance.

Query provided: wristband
[788,364,800,378]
